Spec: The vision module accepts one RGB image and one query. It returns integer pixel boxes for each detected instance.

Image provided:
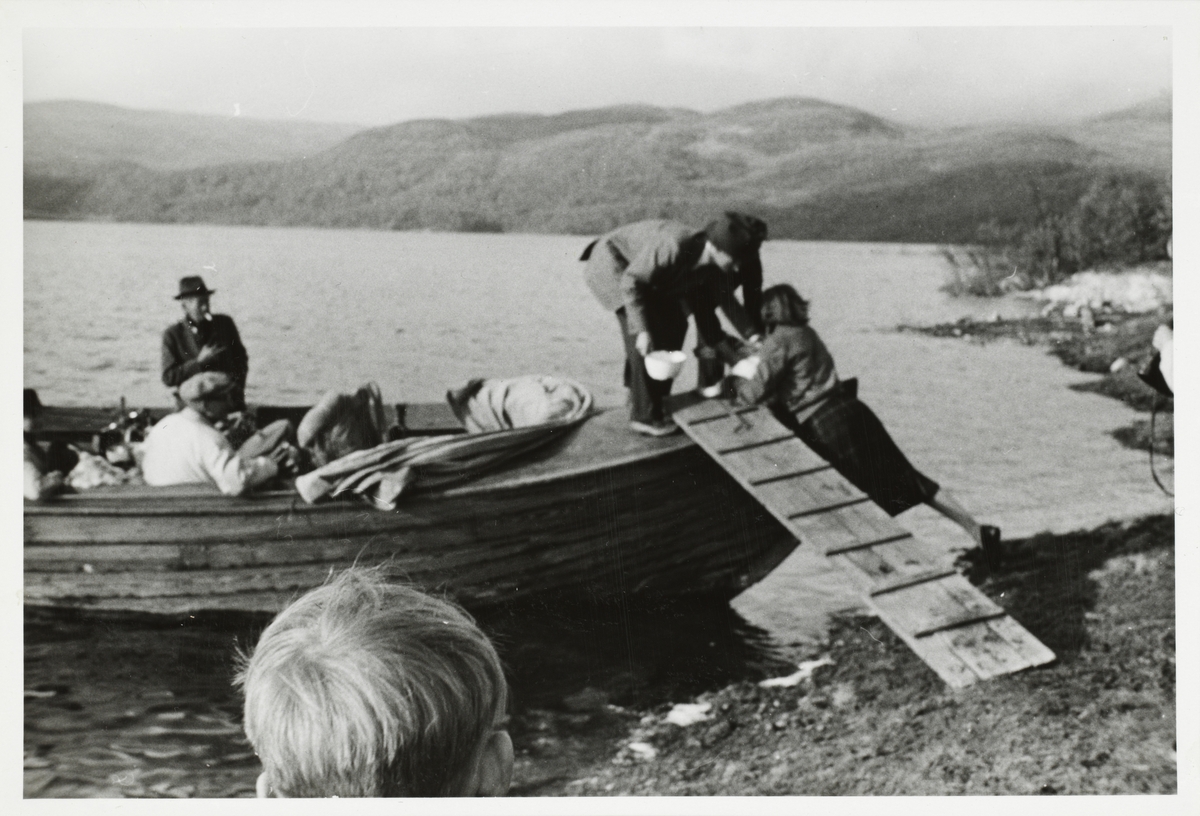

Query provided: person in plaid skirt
[729,283,1000,560]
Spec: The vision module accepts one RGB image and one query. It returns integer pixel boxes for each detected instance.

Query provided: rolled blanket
[446,375,594,433]
[67,450,141,490]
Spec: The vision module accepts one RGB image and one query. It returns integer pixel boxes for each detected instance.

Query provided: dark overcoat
[161,314,249,397]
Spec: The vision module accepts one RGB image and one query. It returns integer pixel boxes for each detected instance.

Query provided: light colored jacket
[141,407,277,496]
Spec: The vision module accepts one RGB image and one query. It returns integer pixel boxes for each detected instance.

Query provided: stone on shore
[1021,266,1172,316]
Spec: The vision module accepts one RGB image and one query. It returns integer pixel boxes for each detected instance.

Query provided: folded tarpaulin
[296,377,595,509]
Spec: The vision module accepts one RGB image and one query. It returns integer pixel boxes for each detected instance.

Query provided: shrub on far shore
[942,172,1171,297]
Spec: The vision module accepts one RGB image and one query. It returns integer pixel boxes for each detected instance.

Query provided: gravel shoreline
[507,515,1175,796]
[504,291,1176,797]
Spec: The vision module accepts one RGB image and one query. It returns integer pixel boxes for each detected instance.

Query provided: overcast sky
[21,21,1172,129]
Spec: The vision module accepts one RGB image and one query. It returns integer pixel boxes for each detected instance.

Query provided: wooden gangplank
[674,399,1055,689]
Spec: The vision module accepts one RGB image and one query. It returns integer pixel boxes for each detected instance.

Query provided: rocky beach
[504,266,1177,797]
[505,515,1175,796]
[905,264,1174,455]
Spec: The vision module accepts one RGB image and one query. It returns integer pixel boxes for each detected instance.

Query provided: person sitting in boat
[161,275,250,411]
[141,372,290,495]
[24,388,67,501]
[236,567,513,798]
[580,212,767,437]
[727,284,1001,563]
[296,383,389,468]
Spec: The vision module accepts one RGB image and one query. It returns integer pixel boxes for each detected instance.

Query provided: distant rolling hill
[24,96,1170,243]
[24,101,364,172]
[1052,94,1172,174]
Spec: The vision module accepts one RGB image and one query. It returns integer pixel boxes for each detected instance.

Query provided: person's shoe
[699,383,725,398]
[629,419,680,437]
[953,547,989,584]
[955,525,1003,583]
[979,525,1002,570]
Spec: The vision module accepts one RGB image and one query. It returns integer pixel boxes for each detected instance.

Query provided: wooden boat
[24,395,799,617]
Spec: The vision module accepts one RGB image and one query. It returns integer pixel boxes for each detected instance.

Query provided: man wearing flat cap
[141,372,286,495]
[580,212,767,436]
[162,276,249,410]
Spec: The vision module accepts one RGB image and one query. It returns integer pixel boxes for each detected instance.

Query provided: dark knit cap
[704,212,768,261]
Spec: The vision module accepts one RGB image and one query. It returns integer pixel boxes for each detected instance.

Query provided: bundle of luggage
[295,375,593,510]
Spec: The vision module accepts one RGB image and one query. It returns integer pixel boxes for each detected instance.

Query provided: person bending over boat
[690,213,769,395]
[236,567,513,798]
[581,212,767,437]
[162,276,249,411]
[24,389,68,501]
[141,372,289,496]
[728,284,1000,561]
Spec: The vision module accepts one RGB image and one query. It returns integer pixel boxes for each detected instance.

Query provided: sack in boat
[237,419,295,459]
[67,450,140,491]
[310,436,449,481]
[298,383,388,465]
[446,375,593,433]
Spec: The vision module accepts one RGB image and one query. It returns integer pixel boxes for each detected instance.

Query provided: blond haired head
[235,568,511,797]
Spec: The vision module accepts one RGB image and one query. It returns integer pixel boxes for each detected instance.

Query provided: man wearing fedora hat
[142,372,286,495]
[580,212,767,436]
[162,275,249,410]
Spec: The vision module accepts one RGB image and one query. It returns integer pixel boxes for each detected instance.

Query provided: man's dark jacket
[161,314,249,397]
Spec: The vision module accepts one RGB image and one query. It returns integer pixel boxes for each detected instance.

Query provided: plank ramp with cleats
[673,399,1055,688]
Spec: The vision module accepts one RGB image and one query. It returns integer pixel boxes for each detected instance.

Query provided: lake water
[22,221,1174,797]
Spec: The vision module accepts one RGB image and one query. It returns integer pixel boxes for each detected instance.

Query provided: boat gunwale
[25,401,699,515]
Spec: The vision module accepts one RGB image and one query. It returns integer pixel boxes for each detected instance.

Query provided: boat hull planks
[25,399,799,616]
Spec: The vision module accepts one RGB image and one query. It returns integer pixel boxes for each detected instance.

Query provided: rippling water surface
[23,221,1172,797]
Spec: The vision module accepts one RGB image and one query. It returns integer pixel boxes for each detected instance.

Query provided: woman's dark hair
[760,284,810,330]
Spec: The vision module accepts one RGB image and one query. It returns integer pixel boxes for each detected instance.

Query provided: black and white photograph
[9,0,1195,806]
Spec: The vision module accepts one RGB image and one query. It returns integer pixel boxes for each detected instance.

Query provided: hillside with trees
[24,101,363,172]
[24,96,1170,244]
